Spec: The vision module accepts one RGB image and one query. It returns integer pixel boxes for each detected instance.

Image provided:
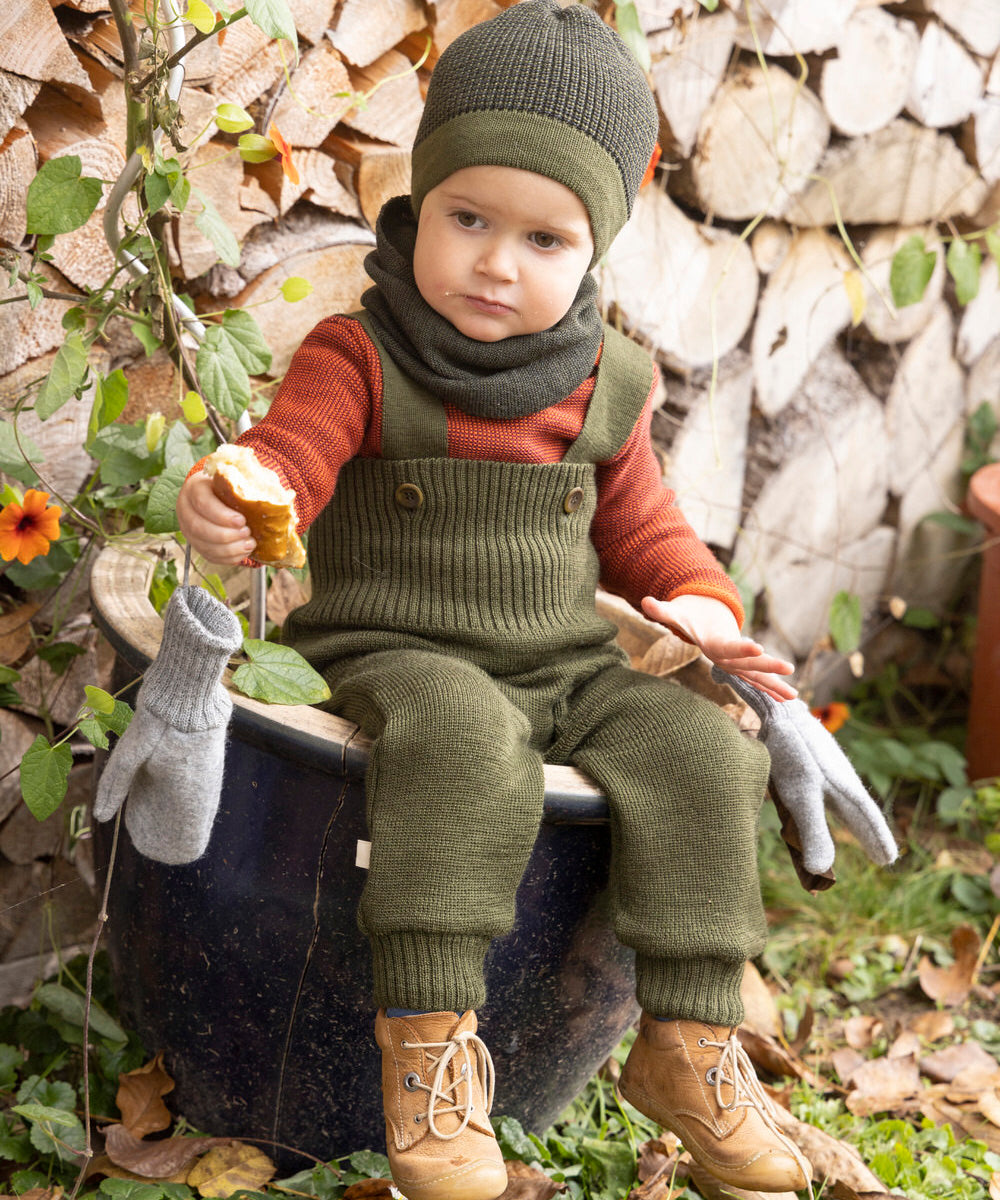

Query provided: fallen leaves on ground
[186,1141,276,1197]
[498,1159,567,1198]
[918,923,983,1006]
[116,1052,175,1137]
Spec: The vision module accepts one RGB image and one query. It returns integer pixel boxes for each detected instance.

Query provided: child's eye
[454,211,481,228]
[530,231,562,250]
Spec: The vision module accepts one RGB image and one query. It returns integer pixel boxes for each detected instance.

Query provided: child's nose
[476,238,517,281]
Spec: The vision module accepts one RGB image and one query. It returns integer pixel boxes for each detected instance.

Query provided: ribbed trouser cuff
[369,932,492,1012]
[636,955,746,1027]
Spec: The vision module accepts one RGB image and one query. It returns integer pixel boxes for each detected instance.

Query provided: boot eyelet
[414,1114,423,1123]
[706,1067,719,1084]
[697,1038,708,1047]
[404,1072,420,1091]
[401,1040,410,1048]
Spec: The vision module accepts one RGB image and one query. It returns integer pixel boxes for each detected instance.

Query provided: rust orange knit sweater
[232,314,744,624]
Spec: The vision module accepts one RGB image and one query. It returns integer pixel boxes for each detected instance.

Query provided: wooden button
[395,483,424,510]
[563,486,585,514]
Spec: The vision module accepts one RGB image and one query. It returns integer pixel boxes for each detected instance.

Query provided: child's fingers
[725,668,798,702]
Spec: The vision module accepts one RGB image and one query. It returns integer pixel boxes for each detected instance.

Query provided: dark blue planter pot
[90,547,638,1172]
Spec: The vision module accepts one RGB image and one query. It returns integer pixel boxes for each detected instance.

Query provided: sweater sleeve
[592,379,745,627]
[231,314,379,532]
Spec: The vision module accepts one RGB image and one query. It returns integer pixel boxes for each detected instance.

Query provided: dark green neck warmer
[361,195,604,421]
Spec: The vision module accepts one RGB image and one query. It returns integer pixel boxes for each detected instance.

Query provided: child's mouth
[463,294,514,315]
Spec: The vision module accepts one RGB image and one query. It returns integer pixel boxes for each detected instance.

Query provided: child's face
[412,165,595,342]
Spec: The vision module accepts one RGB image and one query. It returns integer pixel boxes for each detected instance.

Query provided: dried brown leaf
[831,1047,865,1087]
[907,1011,955,1042]
[918,924,981,1006]
[629,1138,684,1199]
[116,1053,175,1138]
[768,1105,889,1195]
[636,1136,680,1181]
[341,1180,395,1199]
[497,1160,566,1199]
[920,1040,999,1083]
[845,1055,921,1116]
[104,1125,226,1179]
[740,962,782,1040]
[844,1016,883,1050]
[737,1028,830,1092]
[888,1031,921,1060]
[979,1089,1000,1129]
[265,568,310,626]
[186,1142,275,1198]
[0,603,39,666]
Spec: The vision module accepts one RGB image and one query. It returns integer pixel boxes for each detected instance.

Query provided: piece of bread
[203,444,306,569]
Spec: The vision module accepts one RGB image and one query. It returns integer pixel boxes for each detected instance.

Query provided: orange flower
[640,143,662,189]
[811,701,850,734]
[268,122,300,185]
[0,489,62,565]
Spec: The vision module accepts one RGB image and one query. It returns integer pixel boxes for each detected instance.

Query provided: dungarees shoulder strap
[351,310,449,459]
[562,324,655,465]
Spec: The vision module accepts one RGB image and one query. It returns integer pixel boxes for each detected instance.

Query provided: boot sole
[392,1158,509,1200]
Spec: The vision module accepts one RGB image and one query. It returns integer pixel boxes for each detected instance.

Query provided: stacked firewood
[2,0,999,658]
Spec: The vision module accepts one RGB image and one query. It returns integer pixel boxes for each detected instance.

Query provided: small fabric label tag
[355,839,372,869]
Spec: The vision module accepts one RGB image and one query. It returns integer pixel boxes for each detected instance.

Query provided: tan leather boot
[375,1010,508,1200]
[619,1015,812,1193]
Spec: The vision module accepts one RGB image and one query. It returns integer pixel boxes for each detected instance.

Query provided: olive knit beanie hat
[410,0,659,261]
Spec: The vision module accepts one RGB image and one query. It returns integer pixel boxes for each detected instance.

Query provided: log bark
[327,0,427,68]
[751,229,852,418]
[0,123,35,247]
[0,72,42,142]
[648,9,736,158]
[601,185,758,372]
[269,42,353,148]
[230,242,373,375]
[341,49,423,148]
[0,0,93,91]
[860,225,945,345]
[906,19,984,129]
[429,0,502,53]
[673,63,829,221]
[0,260,79,377]
[750,220,791,276]
[211,16,284,107]
[357,145,411,228]
[288,0,338,45]
[820,8,920,137]
[897,0,1000,58]
[784,120,988,226]
[723,0,855,56]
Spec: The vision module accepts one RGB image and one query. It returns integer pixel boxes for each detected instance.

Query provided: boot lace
[401,1029,496,1140]
[699,1032,814,1194]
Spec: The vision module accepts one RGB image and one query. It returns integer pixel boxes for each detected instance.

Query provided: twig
[68,809,122,1200]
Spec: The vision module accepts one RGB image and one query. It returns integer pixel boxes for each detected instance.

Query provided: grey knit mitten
[712,667,897,874]
[93,586,243,865]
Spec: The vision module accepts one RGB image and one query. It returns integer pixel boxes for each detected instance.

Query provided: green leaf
[19,736,72,821]
[196,325,251,420]
[130,320,162,357]
[101,699,134,737]
[85,685,116,714]
[0,421,41,486]
[921,510,981,536]
[193,189,241,268]
[237,133,278,164]
[946,238,981,306]
[699,0,719,8]
[612,0,650,71]
[35,333,88,420]
[146,462,191,534]
[889,236,937,309]
[243,0,297,45]
[91,423,161,488]
[231,640,332,705]
[280,276,313,302]
[25,156,103,235]
[215,103,254,133]
[144,170,172,216]
[0,1045,22,1091]
[12,1104,77,1128]
[829,590,862,654]
[346,1151,390,1179]
[35,641,86,675]
[985,227,1000,266]
[78,717,109,750]
[87,369,130,448]
[34,983,128,1044]
[494,1115,538,1163]
[221,309,272,375]
[26,1108,85,1162]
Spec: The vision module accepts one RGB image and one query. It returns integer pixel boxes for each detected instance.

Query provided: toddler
[178,3,813,1196]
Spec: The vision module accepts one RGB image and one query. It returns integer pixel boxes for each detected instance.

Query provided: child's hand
[641,594,797,701]
[176,472,256,566]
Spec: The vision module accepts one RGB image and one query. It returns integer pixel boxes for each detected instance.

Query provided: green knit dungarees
[283,316,771,1026]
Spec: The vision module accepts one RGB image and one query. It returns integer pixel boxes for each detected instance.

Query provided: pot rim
[89,541,610,819]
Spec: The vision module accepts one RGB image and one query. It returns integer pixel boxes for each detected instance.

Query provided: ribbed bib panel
[287,455,616,672]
